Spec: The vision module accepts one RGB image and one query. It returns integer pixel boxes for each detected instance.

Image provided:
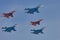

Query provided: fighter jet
[2,24,17,32]
[31,19,43,26]
[3,11,15,18]
[24,4,44,14]
[31,26,46,34]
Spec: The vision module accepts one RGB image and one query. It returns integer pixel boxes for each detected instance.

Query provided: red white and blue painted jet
[31,19,43,26]
[3,11,15,18]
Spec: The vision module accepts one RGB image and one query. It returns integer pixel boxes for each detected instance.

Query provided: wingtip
[38,19,43,21]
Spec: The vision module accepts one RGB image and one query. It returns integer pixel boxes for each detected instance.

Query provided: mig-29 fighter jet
[24,4,44,14]
[31,26,46,34]
[2,24,17,32]
[3,10,15,18]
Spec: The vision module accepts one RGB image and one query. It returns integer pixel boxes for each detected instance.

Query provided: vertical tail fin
[10,11,15,14]
[13,24,17,27]
[38,19,43,23]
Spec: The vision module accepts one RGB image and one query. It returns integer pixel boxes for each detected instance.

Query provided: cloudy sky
[0,0,60,40]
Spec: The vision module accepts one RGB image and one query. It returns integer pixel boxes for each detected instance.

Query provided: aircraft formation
[0,4,46,35]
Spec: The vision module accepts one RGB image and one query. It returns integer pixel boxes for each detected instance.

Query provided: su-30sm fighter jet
[24,4,44,14]
[2,24,17,32]
[3,11,15,18]
[31,26,46,34]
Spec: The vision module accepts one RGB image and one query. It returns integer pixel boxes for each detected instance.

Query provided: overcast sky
[0,0,60,40]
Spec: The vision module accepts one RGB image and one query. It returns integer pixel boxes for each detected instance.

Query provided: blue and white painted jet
[2,24,17,32]
[24,4,44,14]
[31,26,46,34]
